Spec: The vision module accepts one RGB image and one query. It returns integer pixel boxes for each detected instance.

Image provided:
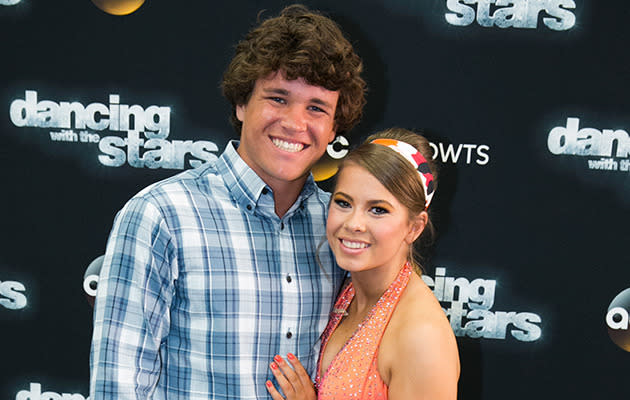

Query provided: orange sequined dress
[315,262,412,399]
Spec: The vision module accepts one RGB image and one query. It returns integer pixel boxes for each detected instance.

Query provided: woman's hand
[265,353,316,400]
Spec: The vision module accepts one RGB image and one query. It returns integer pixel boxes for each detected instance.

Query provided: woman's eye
[370,207,388,215]
[334,199,350,208]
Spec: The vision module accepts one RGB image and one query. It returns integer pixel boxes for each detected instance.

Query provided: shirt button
[286,331,293,339]
[262,188,269,195]
[246,204,252,210]
[286,275,292,283]
[280,222,285,230]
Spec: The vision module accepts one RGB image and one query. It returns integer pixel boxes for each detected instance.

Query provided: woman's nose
[343,212,366,232]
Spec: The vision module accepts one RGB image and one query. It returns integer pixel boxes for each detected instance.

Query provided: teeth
[272,138,304,153]
[342,240,369,249]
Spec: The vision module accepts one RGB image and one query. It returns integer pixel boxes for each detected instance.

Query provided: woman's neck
[349,260,407,314]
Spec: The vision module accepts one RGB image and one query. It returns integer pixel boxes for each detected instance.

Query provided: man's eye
[308,105,325,113]
[269,97,286,104]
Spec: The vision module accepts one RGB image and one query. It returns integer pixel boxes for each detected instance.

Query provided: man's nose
[280,105,307,132]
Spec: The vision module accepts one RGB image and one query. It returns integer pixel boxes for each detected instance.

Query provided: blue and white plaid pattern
[90,141,345,400]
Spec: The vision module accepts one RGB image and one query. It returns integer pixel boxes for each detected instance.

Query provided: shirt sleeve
[90,195,177,400]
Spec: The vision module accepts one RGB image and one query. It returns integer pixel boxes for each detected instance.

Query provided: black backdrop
[1,1,629,399]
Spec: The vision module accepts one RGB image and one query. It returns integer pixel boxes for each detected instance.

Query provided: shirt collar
[217,140,318,215]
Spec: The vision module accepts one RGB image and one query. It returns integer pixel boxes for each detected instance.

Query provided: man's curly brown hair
[221,4,367,136]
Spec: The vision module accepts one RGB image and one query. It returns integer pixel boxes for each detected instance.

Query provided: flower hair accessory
[370,138,435,208]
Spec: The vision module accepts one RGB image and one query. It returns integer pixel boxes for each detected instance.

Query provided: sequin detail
[315,263,413,399]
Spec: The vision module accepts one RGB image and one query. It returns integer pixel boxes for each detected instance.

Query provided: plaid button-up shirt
[90,141,344,399]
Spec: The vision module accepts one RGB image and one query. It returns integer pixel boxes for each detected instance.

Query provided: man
[90,4,366,399]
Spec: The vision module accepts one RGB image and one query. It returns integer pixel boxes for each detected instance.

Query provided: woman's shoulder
[388,274,456,348]
[378,274,460,392]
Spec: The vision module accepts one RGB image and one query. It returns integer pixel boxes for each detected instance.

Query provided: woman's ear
[405,211,428,244]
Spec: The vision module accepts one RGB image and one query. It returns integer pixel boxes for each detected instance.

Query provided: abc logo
[91,0,145,16]
[312,135,350,182]
[605,288,630,351]
[83,255,104,307]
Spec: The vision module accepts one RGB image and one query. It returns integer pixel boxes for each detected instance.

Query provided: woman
[266,128,460,399]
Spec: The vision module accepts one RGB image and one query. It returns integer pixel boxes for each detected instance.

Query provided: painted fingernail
[287,352,295,360]
[270,362,278,370]
[266,380,273,388]
[274,355,282,363]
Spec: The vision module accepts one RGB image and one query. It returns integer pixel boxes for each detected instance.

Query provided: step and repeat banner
[1,1,628,399]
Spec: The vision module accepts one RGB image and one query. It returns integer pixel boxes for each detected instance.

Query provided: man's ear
[236,104,246,122]
[405,211,428,245]
[328,128,337,144]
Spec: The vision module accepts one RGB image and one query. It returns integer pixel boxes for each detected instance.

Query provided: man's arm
[90,196,177,400]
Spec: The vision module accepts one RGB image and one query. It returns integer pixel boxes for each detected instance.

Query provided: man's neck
[268,177,308,218]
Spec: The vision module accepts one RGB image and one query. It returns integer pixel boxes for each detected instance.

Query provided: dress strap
[316,262,413,398]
